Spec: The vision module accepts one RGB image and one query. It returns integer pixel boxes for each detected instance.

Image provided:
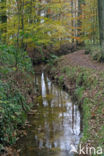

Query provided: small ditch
[16,66,82,156]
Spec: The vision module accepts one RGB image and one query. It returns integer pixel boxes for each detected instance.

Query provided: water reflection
[17,72,81,156]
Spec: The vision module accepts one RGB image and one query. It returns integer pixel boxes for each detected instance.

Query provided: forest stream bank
[47,50,104,155]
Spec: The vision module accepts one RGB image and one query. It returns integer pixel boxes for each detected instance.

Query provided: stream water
[17,70,81,156]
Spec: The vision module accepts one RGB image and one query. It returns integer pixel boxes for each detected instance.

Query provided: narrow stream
[17,71,81,156]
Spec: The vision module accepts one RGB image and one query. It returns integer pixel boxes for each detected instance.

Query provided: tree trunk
[77,0,85,45]
[98,0,104,47]
[21,0,24,48]
[0,0,7,42]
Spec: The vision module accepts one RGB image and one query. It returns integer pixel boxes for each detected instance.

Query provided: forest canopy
[0,0,99,49]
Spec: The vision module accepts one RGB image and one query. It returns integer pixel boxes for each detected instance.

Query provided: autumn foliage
[0,0,99,49]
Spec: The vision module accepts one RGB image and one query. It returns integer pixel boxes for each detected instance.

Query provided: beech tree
[0,0,100,47]
[0,0,82,48]
[0,0,7,42]
[98,0,104,47]
[80,0,98,44]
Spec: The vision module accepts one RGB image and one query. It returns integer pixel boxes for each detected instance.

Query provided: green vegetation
[85,45,104,62]
[47,54,58,66]
[0,44,34,152]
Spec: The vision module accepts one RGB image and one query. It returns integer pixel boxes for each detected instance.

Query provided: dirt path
[61,50,104,71]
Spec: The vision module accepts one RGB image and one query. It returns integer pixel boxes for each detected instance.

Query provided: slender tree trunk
[21,0,24,48]
[98,0,104,47]
[0,0,7,42]
[71,0,74,43]
[77,0,85,45]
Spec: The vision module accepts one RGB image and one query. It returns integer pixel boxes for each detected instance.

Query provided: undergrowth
[85,44,104,62]
[0,43,34,153]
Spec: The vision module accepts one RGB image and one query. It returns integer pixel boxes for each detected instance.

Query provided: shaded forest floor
[49,50,104,154]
